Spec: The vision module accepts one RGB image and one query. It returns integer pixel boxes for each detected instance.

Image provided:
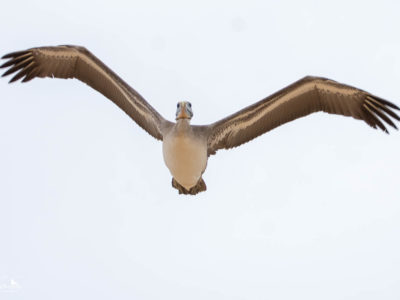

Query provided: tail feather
[172,177,207,195]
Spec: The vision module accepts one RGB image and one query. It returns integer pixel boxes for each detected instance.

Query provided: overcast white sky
[0,0,399,299]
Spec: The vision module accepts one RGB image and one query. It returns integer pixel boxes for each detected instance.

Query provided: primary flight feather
[2,45,399,195]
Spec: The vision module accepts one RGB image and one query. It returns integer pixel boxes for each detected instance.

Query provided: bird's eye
[177,103,180,108]
[188,102,192,107]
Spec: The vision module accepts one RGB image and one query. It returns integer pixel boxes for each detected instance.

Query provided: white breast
[162,133,208,190]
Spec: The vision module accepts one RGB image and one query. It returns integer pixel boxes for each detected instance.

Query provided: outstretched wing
[206,76,399,155]
[1,45,171,140]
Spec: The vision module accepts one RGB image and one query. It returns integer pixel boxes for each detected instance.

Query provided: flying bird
[1,45,399,195]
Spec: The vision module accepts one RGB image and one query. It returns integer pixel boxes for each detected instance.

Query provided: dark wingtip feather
[0,60,11,68]
[2,67,17,77]
[9,72,24,83]
[2,50,29,59]
[9,76,20,83]
[2,64,25,77]
[21,67,40,83]
[8,63,35,83]
[363,104,388,132]
[2,53,14,59]
[367,96,400,122]
[0,53,32,68]
[0,61,10,68]
[1,50,37,83]
[372,95,400,110]
[365,99,398,130]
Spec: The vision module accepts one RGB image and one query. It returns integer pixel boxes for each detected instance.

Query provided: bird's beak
[176,102,191,120]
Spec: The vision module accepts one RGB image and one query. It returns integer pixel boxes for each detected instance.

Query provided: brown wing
[206,76,400,155]
[1,45,172,140]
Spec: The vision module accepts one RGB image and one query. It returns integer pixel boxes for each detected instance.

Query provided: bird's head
[176,101,193,120]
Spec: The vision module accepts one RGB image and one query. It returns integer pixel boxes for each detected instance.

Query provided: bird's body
[162,119,208,191]
[1,45,399,195]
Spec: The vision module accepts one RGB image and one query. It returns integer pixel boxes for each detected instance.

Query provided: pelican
[1,45,399,195]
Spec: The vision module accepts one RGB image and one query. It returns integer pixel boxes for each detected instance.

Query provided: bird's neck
[175,119,191,134]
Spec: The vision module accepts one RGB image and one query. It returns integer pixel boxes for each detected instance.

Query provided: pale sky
[0,0,399,299]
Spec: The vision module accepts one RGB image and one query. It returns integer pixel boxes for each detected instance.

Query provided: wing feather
[1,45,171,140]
[206,76,399,155]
